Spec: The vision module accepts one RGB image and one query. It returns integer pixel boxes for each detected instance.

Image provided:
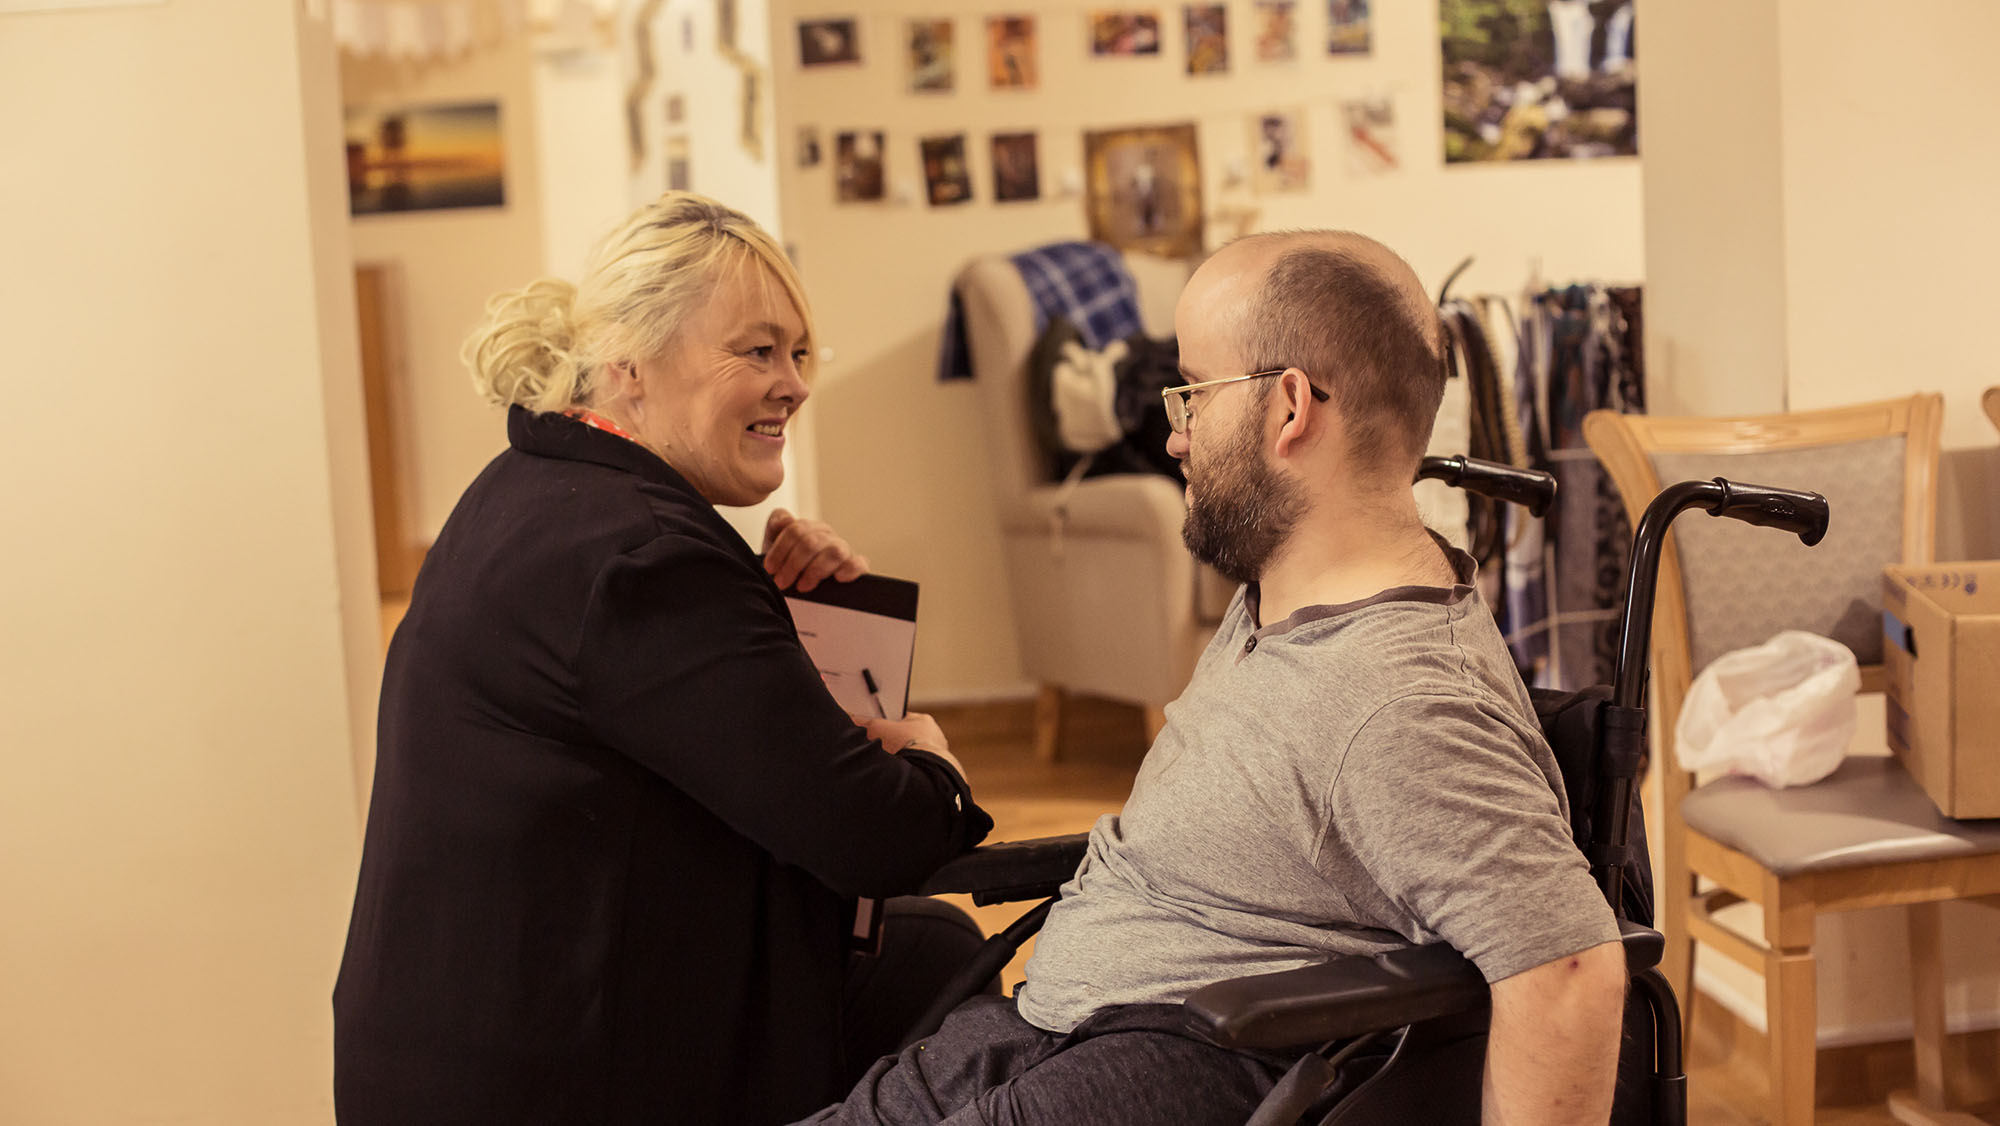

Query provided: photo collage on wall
[786,4,1400,250]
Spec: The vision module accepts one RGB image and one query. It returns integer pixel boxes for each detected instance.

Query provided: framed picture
[798,17,862,67]
[1441,0,1637,162]
[1250,108,1309,192]
[1253,0,1296,62]
[908,19,954,93]
[1089,10,1161,56]
[991,132,1040,202]
[986,15,1038,90]
[1328,0,1370,55]
[835,130,886,202]
[1185,4,1227,75]
[1083,122,1203,258]
[920,135,973,206]
[798,124,824,169]
[344,101,505,216]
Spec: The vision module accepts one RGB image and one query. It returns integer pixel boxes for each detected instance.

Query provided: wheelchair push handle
[1416,455,1557,518]
[1703,477,1829,545]
[1611,476,1832,712]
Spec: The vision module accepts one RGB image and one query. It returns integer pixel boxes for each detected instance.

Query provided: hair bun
[463,277,584,412]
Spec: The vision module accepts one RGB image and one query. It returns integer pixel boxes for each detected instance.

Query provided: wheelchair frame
[912,456,1831,1126]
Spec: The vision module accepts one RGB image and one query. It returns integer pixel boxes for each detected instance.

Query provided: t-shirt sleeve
[1319,692,1620,983]
[574,536,992,898]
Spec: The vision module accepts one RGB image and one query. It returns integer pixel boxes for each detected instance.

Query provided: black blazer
[334,408,991,1125]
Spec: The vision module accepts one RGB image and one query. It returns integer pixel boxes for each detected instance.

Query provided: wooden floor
[376,598,1989,1124]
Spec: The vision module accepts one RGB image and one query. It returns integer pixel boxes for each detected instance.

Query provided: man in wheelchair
[801,231,1628,1125]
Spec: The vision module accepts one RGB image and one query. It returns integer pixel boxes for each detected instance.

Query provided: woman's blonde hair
[462,192,814,413]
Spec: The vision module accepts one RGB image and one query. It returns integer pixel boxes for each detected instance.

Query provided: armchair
[955,249,1228,758]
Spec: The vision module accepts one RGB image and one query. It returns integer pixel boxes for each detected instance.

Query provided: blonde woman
[334,193,992,1125]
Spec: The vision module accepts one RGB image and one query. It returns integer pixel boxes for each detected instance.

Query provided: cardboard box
[1882,561,2000,819]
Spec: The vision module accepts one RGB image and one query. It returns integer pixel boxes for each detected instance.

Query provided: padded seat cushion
[1681,755,2000,877]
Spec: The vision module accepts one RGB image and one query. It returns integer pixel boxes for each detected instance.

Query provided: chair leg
[1907,901,1950,1109]
[1033,684,1061,764]
[1764,945,1817,1126]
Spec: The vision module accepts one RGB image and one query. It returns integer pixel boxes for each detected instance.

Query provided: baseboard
[1691,987,2000,1106]
[1693,965,2000,1047]
[919,691,1153,763]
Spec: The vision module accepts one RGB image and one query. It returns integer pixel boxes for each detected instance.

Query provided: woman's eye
[749,346,775,360]
[791,350,811,366]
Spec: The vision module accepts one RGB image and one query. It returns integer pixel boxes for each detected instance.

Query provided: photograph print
[1441,0,1636,162]
[798,17,862,67]
[920,135,974,206]
[1253,0,1296,62]
[1328,0,1370,55]
[991,132,1040,202]
[908,18,954,92]
[987,15,1039,89]
[1185,4,1228,75]
[1089,10,1161,56]
[835,130,886,202]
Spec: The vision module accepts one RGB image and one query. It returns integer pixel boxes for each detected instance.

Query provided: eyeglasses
[1161,369,1329,434]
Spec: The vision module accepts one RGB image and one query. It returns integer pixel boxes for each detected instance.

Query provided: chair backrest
[1984,385,2000,435]
[953,249,1187,517]
[1582,395,1943,812]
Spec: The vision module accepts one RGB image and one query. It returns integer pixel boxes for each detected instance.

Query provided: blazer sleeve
[575,535,992,898]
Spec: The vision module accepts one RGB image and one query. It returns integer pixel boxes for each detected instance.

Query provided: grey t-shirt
[1015,550,1621,1034]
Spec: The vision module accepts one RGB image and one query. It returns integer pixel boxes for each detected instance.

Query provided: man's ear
[1273,367,1318,458]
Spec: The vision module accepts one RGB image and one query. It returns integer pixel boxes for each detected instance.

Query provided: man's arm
[1481,938,1627,1125]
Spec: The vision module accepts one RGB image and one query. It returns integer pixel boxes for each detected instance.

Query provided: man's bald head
[1208,230,1445,468]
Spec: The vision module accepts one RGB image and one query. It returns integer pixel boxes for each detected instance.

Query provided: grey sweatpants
[796,993,1291,1126]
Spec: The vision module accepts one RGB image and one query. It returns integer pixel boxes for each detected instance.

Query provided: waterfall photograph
[1440,0,1637,163]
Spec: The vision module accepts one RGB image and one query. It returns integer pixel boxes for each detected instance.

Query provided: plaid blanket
[937,241,1144,381]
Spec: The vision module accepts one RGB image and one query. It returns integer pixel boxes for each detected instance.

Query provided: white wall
[770,0,1646,700]
[1639,0,2000,1045]
[344,40,549,543]
[0,1,368,1120]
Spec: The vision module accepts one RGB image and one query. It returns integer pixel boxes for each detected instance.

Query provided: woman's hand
[858,712,968,784]
[762,508,869,593]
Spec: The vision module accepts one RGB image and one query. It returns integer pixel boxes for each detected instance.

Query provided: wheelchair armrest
[1183,920,1664,1051]
[916,833,1090,905]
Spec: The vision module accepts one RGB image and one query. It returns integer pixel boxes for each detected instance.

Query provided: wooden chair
[1984,385,2000,434]
[1585,395,2000,1126]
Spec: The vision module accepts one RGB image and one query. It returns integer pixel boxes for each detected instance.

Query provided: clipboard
[779,570,919,720]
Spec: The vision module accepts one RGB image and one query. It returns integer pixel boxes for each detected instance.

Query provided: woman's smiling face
[626,260,813,507]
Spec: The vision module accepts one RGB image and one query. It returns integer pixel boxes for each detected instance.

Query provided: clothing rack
[1438,262,1646,692]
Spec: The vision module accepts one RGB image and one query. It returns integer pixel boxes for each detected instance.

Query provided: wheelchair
[905,455,1833,1125]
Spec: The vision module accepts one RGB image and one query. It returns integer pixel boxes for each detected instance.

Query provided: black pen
[861,668,888,718]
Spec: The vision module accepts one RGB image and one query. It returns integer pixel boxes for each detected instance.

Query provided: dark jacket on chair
[334,407,990,1125]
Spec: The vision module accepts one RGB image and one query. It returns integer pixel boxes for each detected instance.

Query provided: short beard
[1181,407,1306,585]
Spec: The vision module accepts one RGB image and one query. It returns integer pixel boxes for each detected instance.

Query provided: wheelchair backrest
[1529,685,1653,926]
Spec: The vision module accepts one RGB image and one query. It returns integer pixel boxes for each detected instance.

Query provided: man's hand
[1482,938,1627,1125]
[761,508,869,592]
[858,712,968,784]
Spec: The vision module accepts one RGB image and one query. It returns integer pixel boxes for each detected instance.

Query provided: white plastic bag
[1673,630,1860,788]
